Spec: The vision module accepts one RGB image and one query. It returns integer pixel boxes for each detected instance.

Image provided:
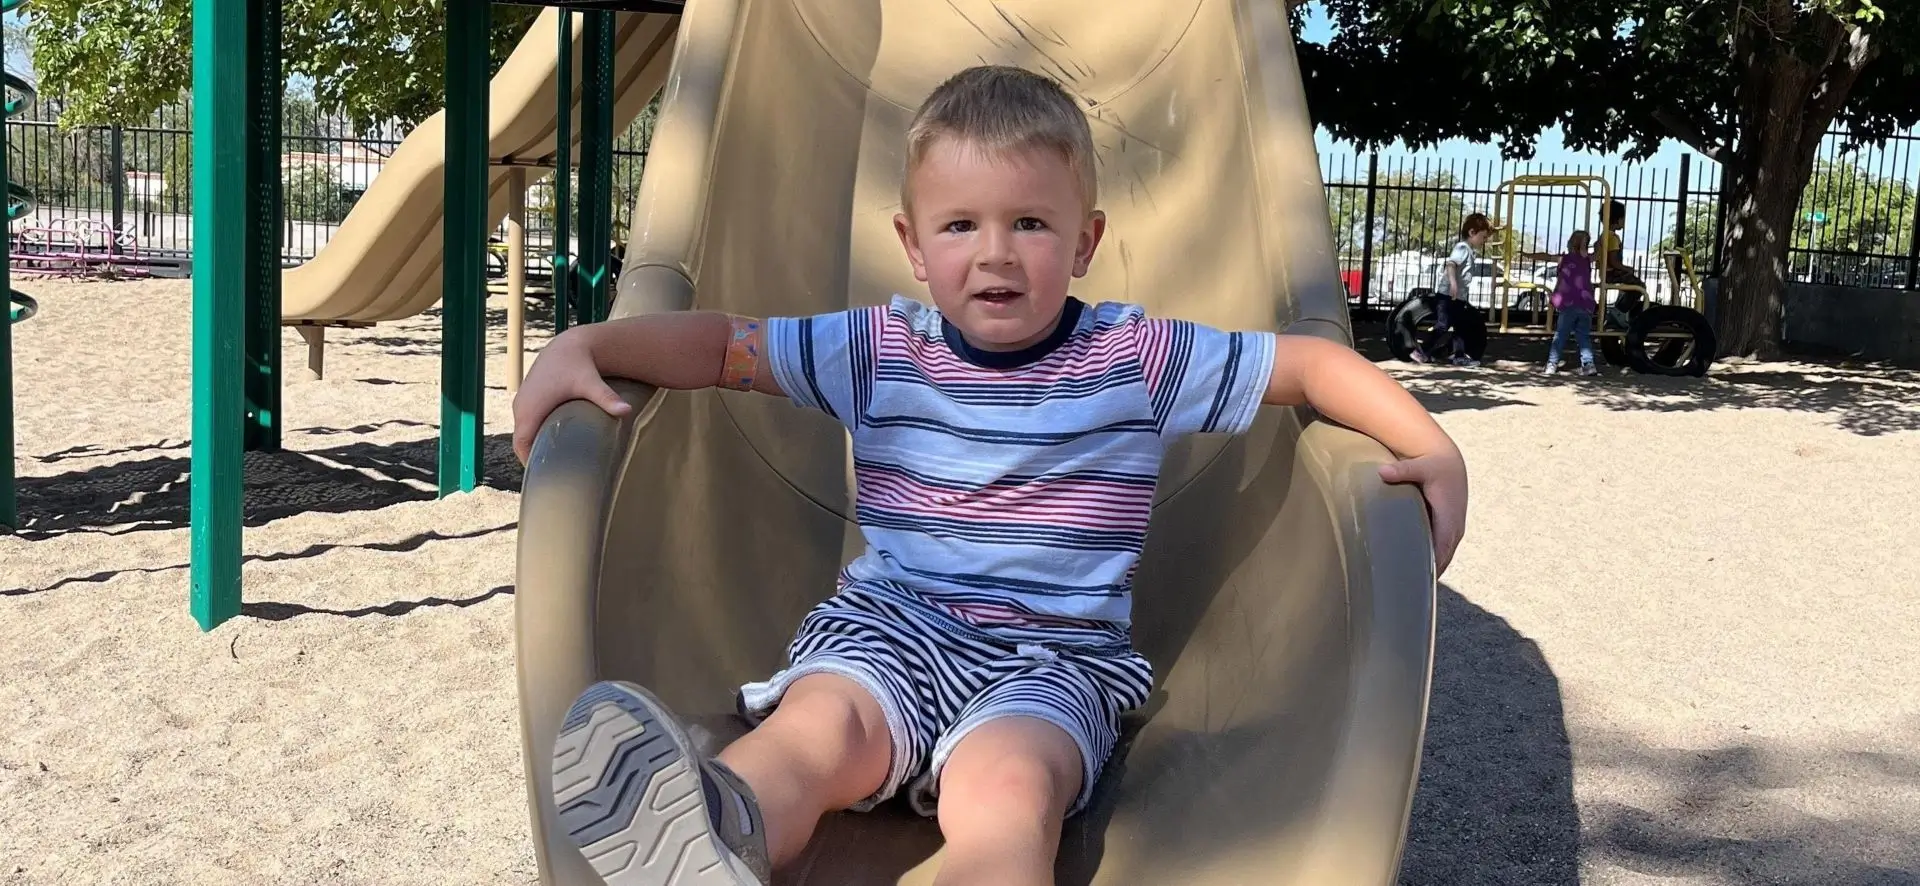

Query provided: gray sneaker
[552,681,772,885]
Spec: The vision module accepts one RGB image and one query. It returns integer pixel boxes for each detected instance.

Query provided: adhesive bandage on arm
[719,315,762,391]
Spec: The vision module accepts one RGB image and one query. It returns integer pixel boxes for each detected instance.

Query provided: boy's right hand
[511,328,633,464]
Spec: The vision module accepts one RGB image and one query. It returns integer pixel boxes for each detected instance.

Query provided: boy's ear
[1072,209,1107,278]
[894,212,929,283]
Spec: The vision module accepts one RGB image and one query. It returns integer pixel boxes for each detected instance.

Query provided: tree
[1328,169,1473,256]
[1658,158,1915,284]
[1297,1,1920,358]
[23,2,538,131]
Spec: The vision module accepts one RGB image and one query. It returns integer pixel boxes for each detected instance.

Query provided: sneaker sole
[552,681,759,885]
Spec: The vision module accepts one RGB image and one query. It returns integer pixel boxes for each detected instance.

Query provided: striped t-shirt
[765,294,1276,649]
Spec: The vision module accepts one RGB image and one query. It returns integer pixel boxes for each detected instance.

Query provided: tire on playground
[7,291,35,324]
[1624,304,1717,377]
[1599,336,1630,368]
[1386,293,1487,362]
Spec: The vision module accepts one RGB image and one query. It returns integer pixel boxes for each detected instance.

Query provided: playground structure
[183,0,677,629]
[514,0,1436,883]
[1385,173,1719,376]
[277,7,671,381]
[0,0,1440,878]
[9,216,154,280]
[2,0,36,529]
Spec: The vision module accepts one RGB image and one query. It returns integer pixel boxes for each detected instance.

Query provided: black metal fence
[6,95,653,271]
[11,94,1920,295]
[1323,129,1920,313]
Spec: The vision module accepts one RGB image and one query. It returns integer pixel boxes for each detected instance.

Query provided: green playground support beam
[243,0,283,453]
[191,0,279,630]
[553,9,574,332]
[440,0,490,497]
[0,6,16,531]
[576,10,617,323]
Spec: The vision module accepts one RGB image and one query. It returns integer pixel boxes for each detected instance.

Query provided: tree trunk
[1710,4,1881,359]
[1714,142,1813,360]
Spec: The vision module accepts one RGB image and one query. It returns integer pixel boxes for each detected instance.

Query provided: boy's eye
[1015,217,1046,232]
[944,219,976,234]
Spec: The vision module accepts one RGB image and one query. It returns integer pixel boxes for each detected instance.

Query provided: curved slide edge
[281,8,679,325]
[512,391,1437,885]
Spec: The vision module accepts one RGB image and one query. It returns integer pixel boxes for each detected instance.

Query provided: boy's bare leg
[718,673,894,867]
[930,717,1083,886]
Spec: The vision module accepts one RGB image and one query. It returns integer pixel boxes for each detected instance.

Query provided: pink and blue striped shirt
[766,295,1275,648]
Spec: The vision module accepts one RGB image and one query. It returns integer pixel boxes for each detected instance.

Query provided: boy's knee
[760,673,893,764]
[935,718,1083,837]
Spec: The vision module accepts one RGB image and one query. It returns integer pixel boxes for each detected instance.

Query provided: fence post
[109,125,126,254]
[1906,193,1920,290]
[1710,168,1730,278]
[1359,151,1378,311]
[1674,153,1690,252]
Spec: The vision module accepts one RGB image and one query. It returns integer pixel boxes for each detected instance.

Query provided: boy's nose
[976,229,1015,266]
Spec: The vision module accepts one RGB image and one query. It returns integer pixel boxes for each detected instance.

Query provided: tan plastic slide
[514,0,1438,883]
[279,6,676,326]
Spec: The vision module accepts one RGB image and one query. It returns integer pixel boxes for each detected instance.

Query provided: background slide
[514,0,1439,883]
[280,7,677,324]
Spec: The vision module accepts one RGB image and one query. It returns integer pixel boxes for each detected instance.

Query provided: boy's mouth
[971,287,1025,304]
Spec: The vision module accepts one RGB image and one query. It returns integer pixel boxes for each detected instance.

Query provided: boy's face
[1467,228,1491,249]
[894,136,1104,351]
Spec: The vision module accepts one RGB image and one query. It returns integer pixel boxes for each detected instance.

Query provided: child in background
[1414,213,1491,367]
[513,65,1470,886]
[1542,230,1599,375]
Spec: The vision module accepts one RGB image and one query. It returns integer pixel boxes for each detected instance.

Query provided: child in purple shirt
[1540,230,1599,375]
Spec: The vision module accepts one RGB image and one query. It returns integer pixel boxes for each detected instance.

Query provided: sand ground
[3,278,1917,885]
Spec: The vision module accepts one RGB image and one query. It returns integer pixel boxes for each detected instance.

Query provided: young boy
[512,65,1468,886]
[1414,214,1492,367]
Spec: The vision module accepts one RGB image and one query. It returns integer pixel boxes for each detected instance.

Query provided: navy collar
[941,297,1085,369]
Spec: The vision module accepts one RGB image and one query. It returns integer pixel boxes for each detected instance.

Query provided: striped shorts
[736,583,1153,818]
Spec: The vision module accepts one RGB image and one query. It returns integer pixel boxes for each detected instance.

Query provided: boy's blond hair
[901,65,1098,215]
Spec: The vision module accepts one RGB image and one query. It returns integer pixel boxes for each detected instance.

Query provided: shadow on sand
[6,432,524,539]
[1350,320,1920,435]
[1399,584,1579,885]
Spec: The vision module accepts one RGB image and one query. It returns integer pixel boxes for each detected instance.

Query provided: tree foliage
[1296,1,1918,161]
[1329,170,1471,256]
[1660,159,1915,283]
[24,2,539,131]
[1296,0,1920,356]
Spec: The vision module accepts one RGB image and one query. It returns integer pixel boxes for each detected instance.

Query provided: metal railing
[6,96,653,270]
[1322,130,1920,310]
[10,96,1917,293]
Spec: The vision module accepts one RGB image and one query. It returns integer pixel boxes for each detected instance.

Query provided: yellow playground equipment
[1490,174,1717,376]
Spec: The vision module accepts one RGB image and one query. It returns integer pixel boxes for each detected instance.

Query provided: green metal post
[577,11,616,323]
[243,0,283,452]
[0,4,17,530]
[440,0,489,496]
[191,0,264,629]
[553,9,573,332]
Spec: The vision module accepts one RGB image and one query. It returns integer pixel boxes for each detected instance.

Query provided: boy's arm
[575,311,785,396]
[1262,333,1467,573]
[511,311,784,462]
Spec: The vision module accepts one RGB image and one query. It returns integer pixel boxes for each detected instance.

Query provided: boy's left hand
[1378,450,1468,577]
